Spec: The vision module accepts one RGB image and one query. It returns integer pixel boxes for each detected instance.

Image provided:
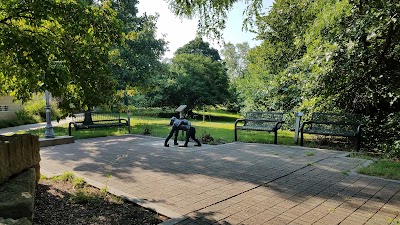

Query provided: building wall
[0,96,22,120]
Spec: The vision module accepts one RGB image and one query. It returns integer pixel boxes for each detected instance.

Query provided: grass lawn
[358,160,400,180]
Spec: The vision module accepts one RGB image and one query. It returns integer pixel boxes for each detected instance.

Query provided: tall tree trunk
[83,110,94,125]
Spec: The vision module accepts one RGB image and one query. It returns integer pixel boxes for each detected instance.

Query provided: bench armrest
[356,124,364,135]
[234,119,246,128]
[68,122,78,136]
[119,118,129,126]
[300,121,313,132]
[274,121,285,130]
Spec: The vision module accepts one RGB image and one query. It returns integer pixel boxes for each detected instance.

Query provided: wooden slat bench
[300,112,363,150]
[234,111,285,144]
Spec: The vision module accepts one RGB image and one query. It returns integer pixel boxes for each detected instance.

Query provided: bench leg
[274,129,278,144]
[300,131,304,146]
[356,135,361,151]
[68,124,72,136]
[234,129,238,141]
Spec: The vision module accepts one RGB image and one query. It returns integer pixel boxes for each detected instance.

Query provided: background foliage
[168,0,400,155]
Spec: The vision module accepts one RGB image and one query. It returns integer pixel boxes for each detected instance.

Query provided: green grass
[341,170,350,176]
[349,152,379,160]
[358,160,400,180]
[130,116,295,145]
[20,125,130,140]
[305,151,315,156]
[51,171,75,182]
[193,109,241,120]
[22,113,297,145]
[69,188,103,204]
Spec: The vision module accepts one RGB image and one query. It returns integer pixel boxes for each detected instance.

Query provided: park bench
[234,111,285,144]
[68,112,129,136]
[300,112,363,150]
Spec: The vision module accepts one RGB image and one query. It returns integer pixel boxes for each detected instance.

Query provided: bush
[128,107,176,118]
[363,112,400,158]
[379,141,400,159]
[16,109,41,124]
[0,120,16,129]
[22,95,62,121]
[200,132,225,145]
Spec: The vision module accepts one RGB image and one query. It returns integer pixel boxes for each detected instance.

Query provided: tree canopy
[0,0,121,111]
[110,0,167,91]
[166,0,264,39]
[168,0,400,151]
[150,53,229,110]
[221,42,250,80]
[0,0,167,112]
[174,37,221,61]
[146,38,229,109]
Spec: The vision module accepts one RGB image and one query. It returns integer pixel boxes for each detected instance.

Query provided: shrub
[16,109,41,124]
[69,188,101,204]
[379,141,400,159]
[22,95,62,121]
[201,132,214,144]
[363,112,400,158]
[51,171,75,182]
[200,132,225,145]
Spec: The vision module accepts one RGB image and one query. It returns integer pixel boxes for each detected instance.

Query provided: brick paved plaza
[39,135,400,225]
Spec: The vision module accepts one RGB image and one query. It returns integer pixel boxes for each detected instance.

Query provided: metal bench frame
[68,112,129,136]
[300,112,363,150]
[234,112,285,144]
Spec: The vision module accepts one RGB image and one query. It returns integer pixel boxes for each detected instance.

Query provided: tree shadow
[39,135,400,224]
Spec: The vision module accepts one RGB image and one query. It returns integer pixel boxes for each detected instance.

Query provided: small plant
[201,132,214,144]
[341,170,350,176]
[142,124,152,135]
[379,140,400,159]
[73,177,86,189]
[305,152,315,156]
[52,171,75,182]
[39,174,47,181]
[100,187,109,197]
[69,188,101,204]
[102,154,127,196]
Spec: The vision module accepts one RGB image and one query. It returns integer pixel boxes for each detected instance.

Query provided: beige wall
[0,96,22,120]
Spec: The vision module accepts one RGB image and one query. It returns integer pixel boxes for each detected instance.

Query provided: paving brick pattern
[39,135,400,225]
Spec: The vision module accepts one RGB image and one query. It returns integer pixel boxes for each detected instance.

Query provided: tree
[166,0,265,39]
[169,0,400,153]
[221,42,250,79]
[110,0,167,92]
[148,38,229,110]
[149,53,229,110]
[0,0,122,112]
[174,37,221,61]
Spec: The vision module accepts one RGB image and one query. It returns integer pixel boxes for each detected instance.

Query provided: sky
[137,0,274,58]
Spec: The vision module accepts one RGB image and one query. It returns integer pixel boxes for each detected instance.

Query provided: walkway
[0,118,71,135]
[39,135,400,225]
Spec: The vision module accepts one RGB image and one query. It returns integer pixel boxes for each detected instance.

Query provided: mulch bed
[34,179,168,225]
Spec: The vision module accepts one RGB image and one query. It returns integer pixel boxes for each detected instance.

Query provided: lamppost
[44,60,63,138]
[44,90,55,138]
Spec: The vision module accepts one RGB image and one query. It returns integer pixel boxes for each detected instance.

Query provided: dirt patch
[34,179,168,225]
